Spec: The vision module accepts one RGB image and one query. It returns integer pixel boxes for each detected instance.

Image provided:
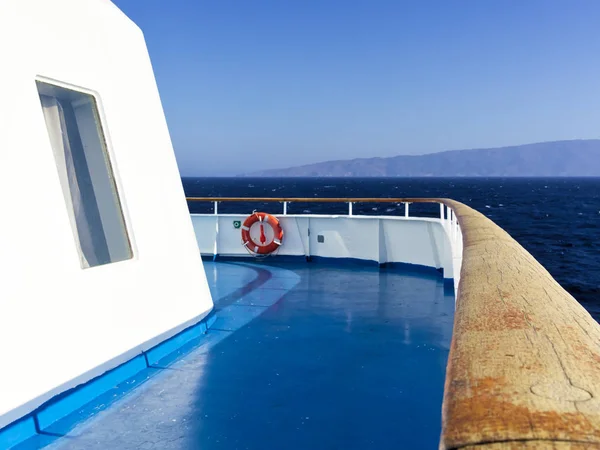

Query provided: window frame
[36,76,137,267]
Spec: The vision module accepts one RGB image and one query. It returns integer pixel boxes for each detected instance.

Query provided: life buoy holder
[241,212,284,255]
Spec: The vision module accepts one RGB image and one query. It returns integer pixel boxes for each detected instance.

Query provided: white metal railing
[190,197,464,246]
[188,197,464,294]
[192,197,449,220]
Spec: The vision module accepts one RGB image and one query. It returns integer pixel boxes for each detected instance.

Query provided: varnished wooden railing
[187,197,600,449]
[186,197,441,202]
[441,200,600,449]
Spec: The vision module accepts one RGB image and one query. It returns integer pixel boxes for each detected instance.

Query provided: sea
[183,177,600,321]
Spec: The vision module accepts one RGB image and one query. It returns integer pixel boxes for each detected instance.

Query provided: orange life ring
[241,212,283,255]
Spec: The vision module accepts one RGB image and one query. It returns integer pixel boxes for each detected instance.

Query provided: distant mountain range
[242,140,600,177]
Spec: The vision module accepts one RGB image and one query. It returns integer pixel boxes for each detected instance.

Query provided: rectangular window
[37,80,133,268]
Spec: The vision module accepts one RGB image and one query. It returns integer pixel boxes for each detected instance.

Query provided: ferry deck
[3,0,600,448]
[19,260,453,450]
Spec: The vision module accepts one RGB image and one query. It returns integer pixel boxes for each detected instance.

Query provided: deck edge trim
[0,311,216,449]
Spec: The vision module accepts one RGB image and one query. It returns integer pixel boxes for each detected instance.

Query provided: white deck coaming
[190,213,461,287]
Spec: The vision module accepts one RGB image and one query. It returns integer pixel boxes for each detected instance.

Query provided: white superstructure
[0,0,213,429]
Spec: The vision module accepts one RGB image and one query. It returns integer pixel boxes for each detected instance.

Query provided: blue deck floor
[40,261,454,450]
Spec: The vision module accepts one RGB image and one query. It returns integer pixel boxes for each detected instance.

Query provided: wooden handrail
[441,199,600,449]
[186,197,443,203]
[187,196,600,447]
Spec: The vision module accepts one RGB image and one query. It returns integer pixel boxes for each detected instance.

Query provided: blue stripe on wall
[202,254,448,278]
[0,312,215,449]
[36,355,148,430]
[0,416,37,450]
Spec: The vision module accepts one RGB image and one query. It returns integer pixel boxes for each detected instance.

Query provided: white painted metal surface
[0,0,213,429]
[191,211,462,284]
[442,205,464,294]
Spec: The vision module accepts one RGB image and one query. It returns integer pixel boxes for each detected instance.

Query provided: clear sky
[113,0,600,176]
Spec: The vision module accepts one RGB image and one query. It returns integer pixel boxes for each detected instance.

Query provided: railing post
[455,216,460,244]
[214,201,218,215]
[404,202,409,218]
[213,215,219,261]
[283,201,287,215]
[439,203,444,220]
[348,202,353,216]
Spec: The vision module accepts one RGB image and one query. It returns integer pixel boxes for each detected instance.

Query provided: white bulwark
[192,213,456,279]
[0,0,213,429]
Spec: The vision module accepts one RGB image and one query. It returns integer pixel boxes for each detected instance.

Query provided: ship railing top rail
[187,196,600,449]
[186,197,444,202]
[186,196,451,217]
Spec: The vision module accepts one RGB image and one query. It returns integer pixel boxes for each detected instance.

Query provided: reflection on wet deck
[43,261,454,450]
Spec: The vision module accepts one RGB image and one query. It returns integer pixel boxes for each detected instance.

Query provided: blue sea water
[183,177,600,321]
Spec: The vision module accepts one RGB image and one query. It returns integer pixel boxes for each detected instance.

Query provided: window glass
[37,81,133,268]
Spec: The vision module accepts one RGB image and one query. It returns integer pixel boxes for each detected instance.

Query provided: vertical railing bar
[213,216,219,261]
[348,202,353,216]
[453,210,457,243]
[456,215,460,245]
[213,201,218,215]
[449,208,454,241]
[283,201,287,215]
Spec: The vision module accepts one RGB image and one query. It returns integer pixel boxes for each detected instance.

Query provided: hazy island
[242,139,600,177]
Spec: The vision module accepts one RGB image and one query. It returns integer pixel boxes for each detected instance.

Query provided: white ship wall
[191,214,455,278]
[0,0,213,428]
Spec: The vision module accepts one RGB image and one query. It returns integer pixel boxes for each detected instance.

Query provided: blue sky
[113,0,600,176]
